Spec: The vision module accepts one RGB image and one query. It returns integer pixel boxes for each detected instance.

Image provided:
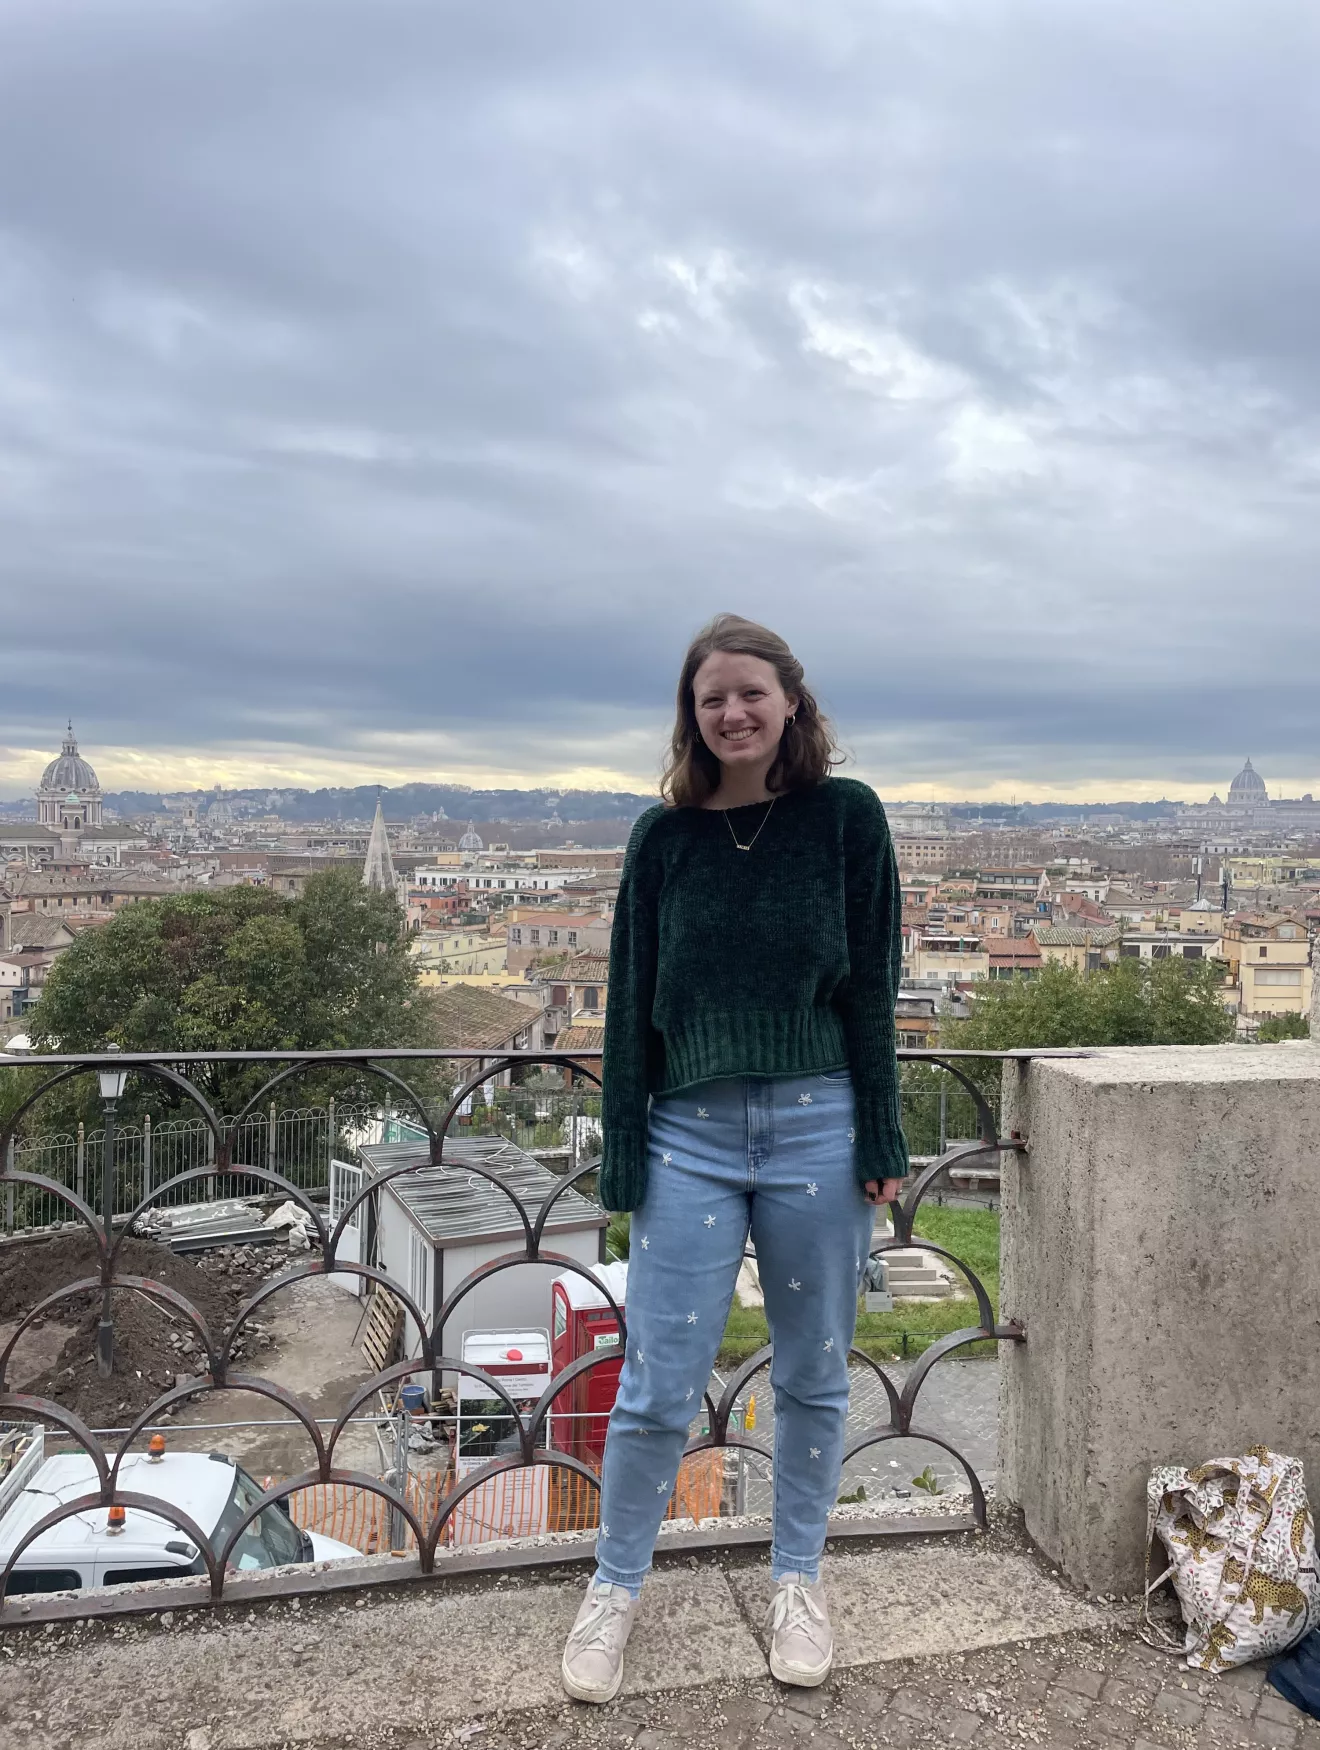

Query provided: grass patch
[715,1205,1001,1367]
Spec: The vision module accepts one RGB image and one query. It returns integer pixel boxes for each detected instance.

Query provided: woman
[561,613,908,1703]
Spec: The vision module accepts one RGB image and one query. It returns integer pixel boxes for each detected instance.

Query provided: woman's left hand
[863,1179,903,1206]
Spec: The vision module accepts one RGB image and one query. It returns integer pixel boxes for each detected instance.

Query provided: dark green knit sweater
[598,776,909,1211]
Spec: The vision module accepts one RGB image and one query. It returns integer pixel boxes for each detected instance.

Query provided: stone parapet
[999,1043,1320,1594]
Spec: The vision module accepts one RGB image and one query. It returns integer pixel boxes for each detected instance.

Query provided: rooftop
[358,1133,605,1245]
[1031,923,1123,947]
[532,952,610,982]
[424,983,538,1049]
[4,914,77,949]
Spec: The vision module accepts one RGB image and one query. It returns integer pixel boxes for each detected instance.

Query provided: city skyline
[2,3,1317,800]
[0,723,1315,812]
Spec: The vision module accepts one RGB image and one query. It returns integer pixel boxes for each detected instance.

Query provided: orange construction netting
[286,1449,725,1553]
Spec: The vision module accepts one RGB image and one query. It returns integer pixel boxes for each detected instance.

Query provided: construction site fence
[286,1450,726,1554]
[3,1103,381,1235]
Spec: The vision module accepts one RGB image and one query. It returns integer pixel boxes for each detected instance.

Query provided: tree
[1256,1012,1311,1042]
[944,957,1236,1069]
[26,870,445,1124]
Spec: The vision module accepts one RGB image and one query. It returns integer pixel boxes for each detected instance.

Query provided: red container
[550,1261,628,1462]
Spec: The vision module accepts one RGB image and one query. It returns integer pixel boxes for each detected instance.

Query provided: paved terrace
[3,1513,1318,1750]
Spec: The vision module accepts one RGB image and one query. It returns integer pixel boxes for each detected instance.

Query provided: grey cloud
[1,0,1317,795]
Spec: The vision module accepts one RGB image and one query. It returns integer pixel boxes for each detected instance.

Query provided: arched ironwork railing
[0,1046,1031,1608]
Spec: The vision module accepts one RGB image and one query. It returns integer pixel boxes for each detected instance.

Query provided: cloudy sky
[1,0,1317,803]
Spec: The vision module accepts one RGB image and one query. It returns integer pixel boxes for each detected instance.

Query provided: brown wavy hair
[660,614,840,808]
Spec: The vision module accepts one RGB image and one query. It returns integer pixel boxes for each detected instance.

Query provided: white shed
[357,1134,609,1388]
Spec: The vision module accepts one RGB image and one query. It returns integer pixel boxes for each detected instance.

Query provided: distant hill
[950,801,1183,823]
[0,785,1188,825]
[99,783,659,824]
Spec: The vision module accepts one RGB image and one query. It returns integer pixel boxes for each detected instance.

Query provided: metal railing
[3,1103,381,1235]
[0,1046,1034,1612]
[2,1078,997,1236]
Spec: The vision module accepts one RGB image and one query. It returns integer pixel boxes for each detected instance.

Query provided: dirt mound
[3,1229,293,1432]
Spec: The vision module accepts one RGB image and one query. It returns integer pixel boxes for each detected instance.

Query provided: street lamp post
[96,1047,128,1380]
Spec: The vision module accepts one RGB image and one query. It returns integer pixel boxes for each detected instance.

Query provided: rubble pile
[3,1229,291,1430]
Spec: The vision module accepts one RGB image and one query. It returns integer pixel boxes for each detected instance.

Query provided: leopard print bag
[1145,1447,1319,1671]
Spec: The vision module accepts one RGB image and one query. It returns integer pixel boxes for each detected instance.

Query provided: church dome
[1228,758,1268,800]
[40,724,100,796]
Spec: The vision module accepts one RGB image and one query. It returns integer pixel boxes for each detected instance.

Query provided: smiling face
[692,650,798,777]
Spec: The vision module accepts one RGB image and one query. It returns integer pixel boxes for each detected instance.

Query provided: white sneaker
[765,1572,833,1686]
[561,1578,638,1704]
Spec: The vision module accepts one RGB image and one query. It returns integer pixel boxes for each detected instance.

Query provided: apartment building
[892,836,950,872]
[535,848,626,872]
[414,867,588,897]
[528,952,610,1040]
[975,868,1051,906]
[908,930,990,985]
[895,992,940,1047]
[988,938,1043,980]
[1220,913,1313,1021]
[410,927,508,977]
[505,909,610,973]
[1118,930,1221,962]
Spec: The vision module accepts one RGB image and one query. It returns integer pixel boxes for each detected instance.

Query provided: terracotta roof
[555,1024,605,1051]
[8,870,174,895]
[1057,893,1113,923]
[532,952,610,983]
[1228,911,1307,929]
[1032,923,1123,948]
[424,983,538,1050]
[6,914,77,948]
[989,939,1042,963]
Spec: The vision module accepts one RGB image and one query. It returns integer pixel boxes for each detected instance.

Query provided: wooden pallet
[361,1283,404,1374]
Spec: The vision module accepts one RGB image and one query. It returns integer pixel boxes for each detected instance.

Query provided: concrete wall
[999,1043,1320,1594]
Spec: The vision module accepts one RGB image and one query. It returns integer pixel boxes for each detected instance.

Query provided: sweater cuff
[852,1098,910,1186]
[598,1131,649,1212]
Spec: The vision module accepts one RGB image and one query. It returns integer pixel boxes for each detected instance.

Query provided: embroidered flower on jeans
[685,1387,695,1401]
[657,1479,670,1494]
[788,1278,801,1292]
[809,1447,821,1460]
[703,1214,717,1228]
[696,1106,709,1119]
[661,1151,672,1165]
[797,1092,813,1105]
[600,1524,611,1538]
[823,1338,834,1352]
[636,1347,645,1363]
[687,1311,698,1324]
[806,1182,818,1197]
[639,1234,650,1250]
[848,1127,856,1144]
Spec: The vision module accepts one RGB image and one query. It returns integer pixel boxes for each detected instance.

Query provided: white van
[0,1430,359,1596]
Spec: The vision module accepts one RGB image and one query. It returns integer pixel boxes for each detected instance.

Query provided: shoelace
[569,1589,631,1654]
[765,1581,826,1641]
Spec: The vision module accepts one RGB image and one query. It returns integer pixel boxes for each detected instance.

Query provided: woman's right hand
[863,1179,903,1206]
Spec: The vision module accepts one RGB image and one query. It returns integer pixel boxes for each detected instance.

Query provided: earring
[785,714,796,727]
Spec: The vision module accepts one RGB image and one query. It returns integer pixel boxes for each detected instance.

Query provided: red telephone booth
[550,1261,629,1463]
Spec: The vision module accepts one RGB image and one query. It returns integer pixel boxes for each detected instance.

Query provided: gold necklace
[723,795,777,852]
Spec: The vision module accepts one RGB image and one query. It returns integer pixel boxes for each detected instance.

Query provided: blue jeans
[594,1071,874,1595]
